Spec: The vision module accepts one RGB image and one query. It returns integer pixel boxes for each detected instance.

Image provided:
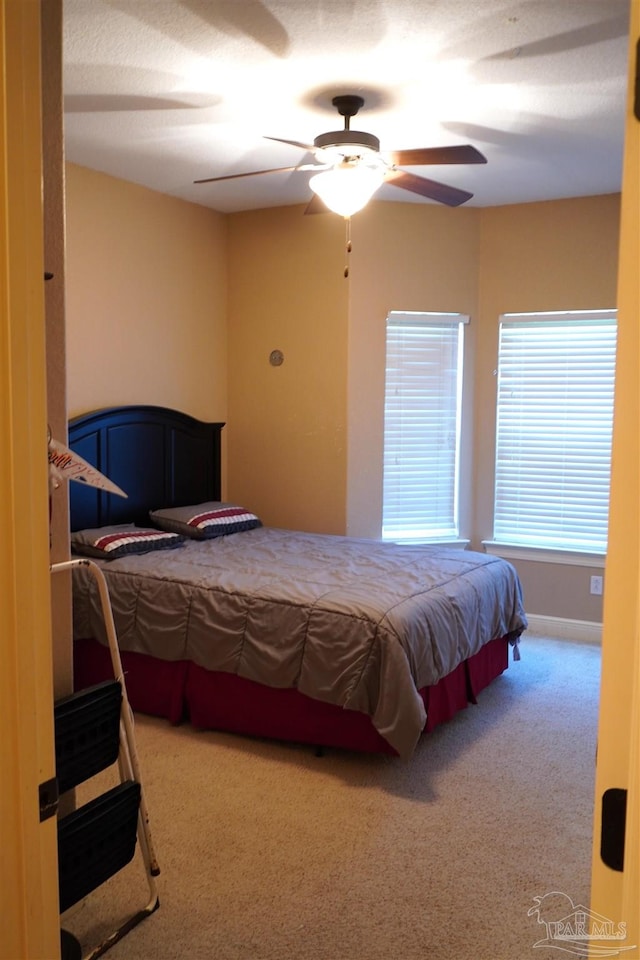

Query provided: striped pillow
[149,502,262,540]
[71,524,185,559]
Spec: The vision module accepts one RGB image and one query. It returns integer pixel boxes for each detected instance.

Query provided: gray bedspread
[72,527,527,757]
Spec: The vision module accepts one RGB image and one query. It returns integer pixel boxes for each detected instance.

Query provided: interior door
[589,3,640,952]
[0,1,60,957]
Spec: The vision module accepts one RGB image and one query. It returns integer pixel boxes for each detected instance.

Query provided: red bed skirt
[73,636,510,756]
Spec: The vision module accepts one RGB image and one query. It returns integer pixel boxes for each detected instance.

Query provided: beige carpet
[64,635,600,960]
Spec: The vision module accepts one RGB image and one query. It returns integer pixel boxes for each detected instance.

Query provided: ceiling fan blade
[264,136,315,152]
[385,169,473,207]
[388,145,487,167]
[194,165,301,184]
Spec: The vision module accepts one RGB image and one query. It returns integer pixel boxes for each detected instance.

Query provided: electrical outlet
[590,575,603,596]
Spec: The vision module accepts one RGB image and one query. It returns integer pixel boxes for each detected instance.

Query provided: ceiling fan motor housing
[316,94,381,156]
[314,129,381,153]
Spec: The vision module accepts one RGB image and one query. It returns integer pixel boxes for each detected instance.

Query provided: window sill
[388,538,471,549]
[482,541,606,569]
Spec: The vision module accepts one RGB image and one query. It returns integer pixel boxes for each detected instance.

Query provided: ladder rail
[52,558,160,875]
[51,558,160,957]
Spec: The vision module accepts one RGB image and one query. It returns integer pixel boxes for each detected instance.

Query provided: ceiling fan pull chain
[344,216,352,278]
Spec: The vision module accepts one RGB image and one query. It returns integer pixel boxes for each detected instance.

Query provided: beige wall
[225,195,619,624]
[65,164,228,428]
[226,205,349,533]
[65,170,620,624]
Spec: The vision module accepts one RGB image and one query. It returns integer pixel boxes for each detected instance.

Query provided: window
[382,311,468,542]
[492,310,617,554]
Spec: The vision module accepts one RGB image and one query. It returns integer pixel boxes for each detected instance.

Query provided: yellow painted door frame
[590,0,640,953]
[0,1,60,958]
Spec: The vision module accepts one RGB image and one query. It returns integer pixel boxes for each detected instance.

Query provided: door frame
[0,1,60,957]
[590,1,640,951]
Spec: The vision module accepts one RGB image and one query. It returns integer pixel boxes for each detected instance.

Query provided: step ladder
[51,559,160,960]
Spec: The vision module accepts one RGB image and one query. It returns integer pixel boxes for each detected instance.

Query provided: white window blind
[493,310,617,553]
[383,311,468,541]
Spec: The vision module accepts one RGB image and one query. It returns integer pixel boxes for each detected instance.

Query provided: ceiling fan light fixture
[309,162,385,217]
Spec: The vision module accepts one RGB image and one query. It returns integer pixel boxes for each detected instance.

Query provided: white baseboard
[525,613,602,644]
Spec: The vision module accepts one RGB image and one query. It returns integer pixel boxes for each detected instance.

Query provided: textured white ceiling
[63,0,631,213]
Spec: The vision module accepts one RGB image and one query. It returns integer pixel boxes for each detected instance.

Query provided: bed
[68,404,527,759]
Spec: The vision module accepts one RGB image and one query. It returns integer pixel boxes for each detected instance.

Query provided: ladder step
[54,680,122,794]
[58,780,141,914]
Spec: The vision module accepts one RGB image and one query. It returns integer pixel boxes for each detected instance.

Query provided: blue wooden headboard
[67,405,224,531]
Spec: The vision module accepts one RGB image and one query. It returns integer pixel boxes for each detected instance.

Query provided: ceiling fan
[194,94,487,216]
